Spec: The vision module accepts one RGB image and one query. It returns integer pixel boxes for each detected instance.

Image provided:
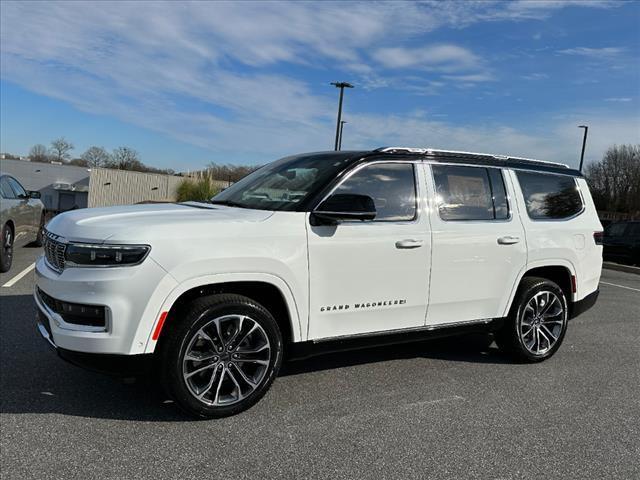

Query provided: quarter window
[516,171,583,220]
[432,165,510,221]
[327,163,417,221]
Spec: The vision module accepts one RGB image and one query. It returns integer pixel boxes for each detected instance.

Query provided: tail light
[593,231,603,245]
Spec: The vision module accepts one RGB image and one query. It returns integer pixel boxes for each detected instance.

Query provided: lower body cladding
[34,254,177,357]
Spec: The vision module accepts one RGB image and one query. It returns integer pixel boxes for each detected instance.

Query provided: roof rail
[374,146,569,168]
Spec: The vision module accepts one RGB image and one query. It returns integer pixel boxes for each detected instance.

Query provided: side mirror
[29,191,41,199]
[311,193,376,225]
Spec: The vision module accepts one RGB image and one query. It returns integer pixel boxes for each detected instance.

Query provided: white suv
[35,147,603,418]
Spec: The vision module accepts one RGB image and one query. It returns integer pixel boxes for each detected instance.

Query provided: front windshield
[210,152,360,211]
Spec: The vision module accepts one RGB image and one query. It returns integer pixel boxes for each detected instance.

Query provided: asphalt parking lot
[1,246,639,480]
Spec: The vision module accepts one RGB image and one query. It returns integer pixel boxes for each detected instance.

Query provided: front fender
[142,272,304,353]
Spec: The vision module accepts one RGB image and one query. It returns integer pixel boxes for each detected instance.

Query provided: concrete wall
[88,168,184,207]
[0,158,90,211]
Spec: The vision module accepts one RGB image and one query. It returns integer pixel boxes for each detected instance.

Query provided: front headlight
[65,243,150,267]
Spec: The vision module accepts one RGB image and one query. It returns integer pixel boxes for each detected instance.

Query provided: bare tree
[81,146,111,168]
[585,144,640,214]
[29,144,49,163]
[106,146,144,171]
[205,162,260,184]
[49,137,74,162]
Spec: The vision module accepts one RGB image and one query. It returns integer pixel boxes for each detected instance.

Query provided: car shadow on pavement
[1,294,510,421]
[280,332,510,377]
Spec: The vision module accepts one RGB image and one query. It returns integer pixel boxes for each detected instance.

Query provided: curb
[603,262,640,275]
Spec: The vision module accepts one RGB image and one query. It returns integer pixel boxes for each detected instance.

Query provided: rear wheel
[496,277,568,362]
[158,293,283,418]
[0,224,13,273]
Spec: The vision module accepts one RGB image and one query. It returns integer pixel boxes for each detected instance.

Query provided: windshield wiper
[209,200,249,209]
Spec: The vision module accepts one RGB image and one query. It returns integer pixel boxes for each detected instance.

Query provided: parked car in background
[602,220,640,266]
[35,147,602,418]
[0,173,45,272]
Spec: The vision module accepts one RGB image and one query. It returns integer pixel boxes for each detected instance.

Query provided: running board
[287,318,504,361]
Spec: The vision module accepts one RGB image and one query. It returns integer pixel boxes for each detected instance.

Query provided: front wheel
[0,224,14,273]
[158,293,283,418]
[495,277,568,362]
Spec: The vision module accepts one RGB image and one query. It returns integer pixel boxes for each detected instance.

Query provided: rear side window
[432,165,509,221]
[516,172,583,220]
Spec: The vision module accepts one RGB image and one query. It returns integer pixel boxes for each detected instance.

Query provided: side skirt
[287,318,505,361]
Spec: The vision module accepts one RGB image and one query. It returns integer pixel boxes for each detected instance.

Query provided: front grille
[44,231,66,273]
[37,287,106,328]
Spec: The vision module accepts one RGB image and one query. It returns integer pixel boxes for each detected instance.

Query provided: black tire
[495,276,568,363]
[0,224,14,273]
[158,293,283,418]
[33,213,45,247]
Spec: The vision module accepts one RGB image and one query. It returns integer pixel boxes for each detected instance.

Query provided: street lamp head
[578,125,588,129]
[331,81,354,89]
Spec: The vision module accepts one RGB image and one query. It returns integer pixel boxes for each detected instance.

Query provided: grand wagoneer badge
[320,299,407,312]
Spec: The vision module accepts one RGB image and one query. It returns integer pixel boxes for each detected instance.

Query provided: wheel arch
[145,273,302,353]
[504,261,576,317]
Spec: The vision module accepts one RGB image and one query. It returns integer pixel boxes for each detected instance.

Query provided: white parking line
[600,281,640,293]
[1,263,35,288]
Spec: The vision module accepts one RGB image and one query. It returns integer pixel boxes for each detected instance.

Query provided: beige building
[88,167,184,207]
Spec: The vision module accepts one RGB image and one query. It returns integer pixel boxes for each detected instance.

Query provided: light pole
[578,125,589,172]
[331,82,353,151]
[338,120,347,150]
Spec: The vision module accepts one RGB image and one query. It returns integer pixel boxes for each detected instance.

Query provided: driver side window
[330,163,417,221]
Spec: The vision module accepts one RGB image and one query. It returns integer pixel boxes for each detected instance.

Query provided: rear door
[424,163,527,325]
[307,161,431,339]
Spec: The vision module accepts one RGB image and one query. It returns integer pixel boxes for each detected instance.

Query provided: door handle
[395,239,423,249]
[497,236,520,245]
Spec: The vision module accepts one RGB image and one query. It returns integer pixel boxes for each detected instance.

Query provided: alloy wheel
[519,290,566,355]
[182,314,271,406]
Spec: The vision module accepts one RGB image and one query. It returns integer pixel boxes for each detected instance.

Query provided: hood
[46,202,275,243]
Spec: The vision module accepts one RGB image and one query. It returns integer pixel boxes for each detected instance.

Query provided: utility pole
[338,120,347,151]
[578,125,589,172]
[331,82,354,151]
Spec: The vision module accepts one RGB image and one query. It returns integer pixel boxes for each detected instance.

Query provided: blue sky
[1,0,639,171]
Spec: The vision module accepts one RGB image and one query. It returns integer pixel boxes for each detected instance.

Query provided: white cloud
[342,111,640,168]
[442,73,496,83]
[0,0,634,166]
[522,73,549,80]
[604,97,633,102]
[373,45,481,72]
[558,47,625,59]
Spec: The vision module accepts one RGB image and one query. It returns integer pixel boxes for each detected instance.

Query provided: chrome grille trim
[43,230,67,273]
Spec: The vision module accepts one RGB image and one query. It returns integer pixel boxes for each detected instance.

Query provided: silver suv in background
[0,173,45,272]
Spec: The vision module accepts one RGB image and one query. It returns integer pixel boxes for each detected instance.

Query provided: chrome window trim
[515,171,586,222]
[428,162,513,224]
[311,160,422,225]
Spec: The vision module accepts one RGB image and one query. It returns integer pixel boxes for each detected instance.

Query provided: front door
[307,161,431,340]
[424,163,527,325]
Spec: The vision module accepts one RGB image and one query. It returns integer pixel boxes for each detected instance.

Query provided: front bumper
[34,254,177,355]
[36,311,153,375]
